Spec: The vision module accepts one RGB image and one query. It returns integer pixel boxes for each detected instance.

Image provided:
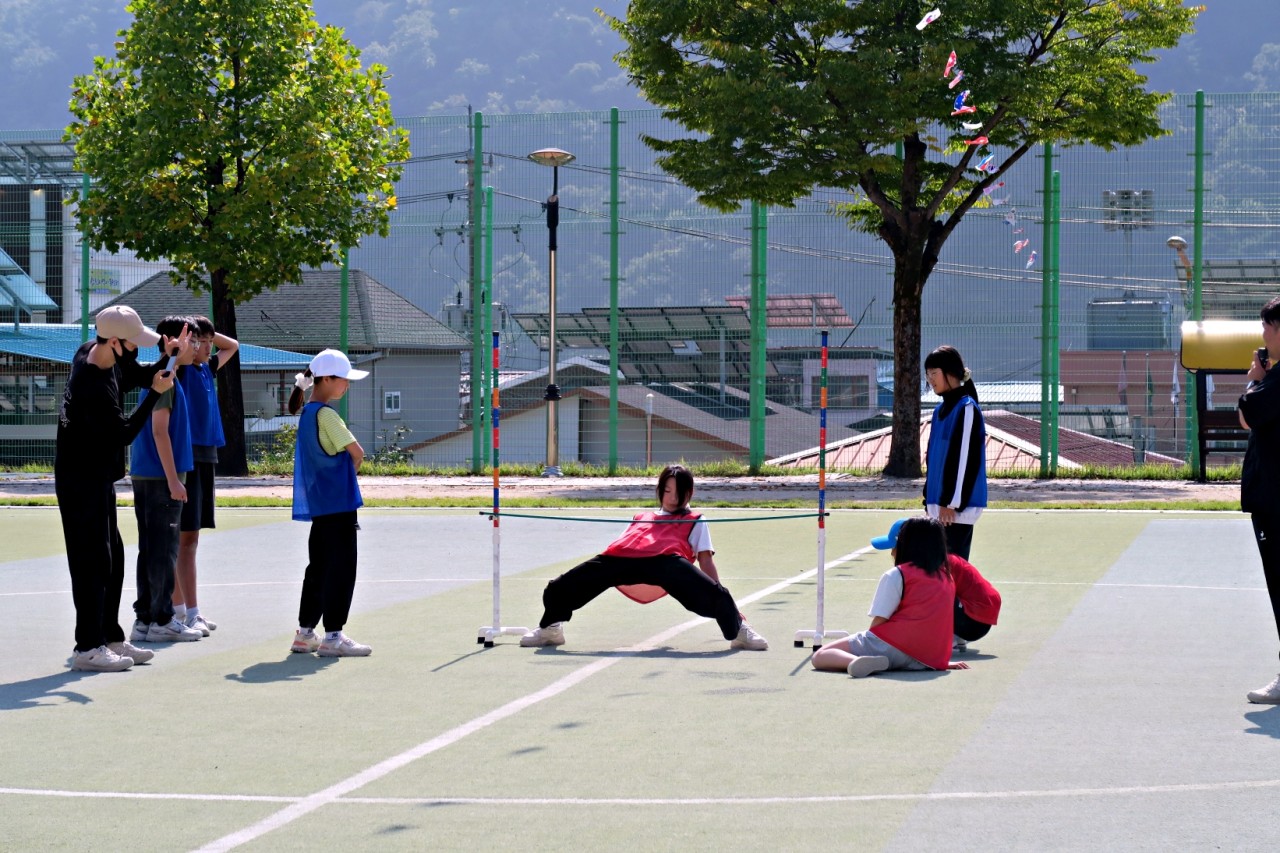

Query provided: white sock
[298,626,315,636]
[325,631,342,642]
[173,603,187,619]
[187,606,200,621]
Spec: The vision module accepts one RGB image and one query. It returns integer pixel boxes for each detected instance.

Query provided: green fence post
[79,174,91,341]
[1185,90,1206,474]
[749,201,767,473]
[1039,144,1053,477]
[1049,170,1061,472]
[470,111,485,473]
[339,247,350,422]
[608,107,621,473]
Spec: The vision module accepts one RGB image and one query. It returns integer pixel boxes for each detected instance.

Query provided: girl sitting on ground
[812,517,956,678]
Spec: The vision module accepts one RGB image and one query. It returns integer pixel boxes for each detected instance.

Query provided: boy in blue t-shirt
[129,316,203,644]
[173,315,238,636]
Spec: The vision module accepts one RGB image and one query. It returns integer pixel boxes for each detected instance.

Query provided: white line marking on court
[8,777,1280,809]
[188,547,869,853]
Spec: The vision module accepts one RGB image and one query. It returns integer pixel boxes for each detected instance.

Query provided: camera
[1259,347,1271,371]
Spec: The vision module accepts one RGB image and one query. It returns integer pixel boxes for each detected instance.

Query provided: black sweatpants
[539,553,743,640]
[944,522,974,561]
[953,598,993,642]
[55,473,127,652]
[298,510,359,633]
[1252,512,1280,663]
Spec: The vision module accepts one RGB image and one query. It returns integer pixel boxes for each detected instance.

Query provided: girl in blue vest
[287,349,371,657]
[923,345,987,560]
[520,464,769,650]
[812,517,956,677]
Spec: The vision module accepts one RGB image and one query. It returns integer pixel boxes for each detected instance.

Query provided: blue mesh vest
[293,401,363,521]
[130,381,193,477]
[180,363,225,448]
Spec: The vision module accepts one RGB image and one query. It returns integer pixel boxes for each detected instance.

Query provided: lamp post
[645,392,655,467]
[528,147,575,476]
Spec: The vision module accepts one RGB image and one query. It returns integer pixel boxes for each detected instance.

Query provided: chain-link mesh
[3,93,1279,472]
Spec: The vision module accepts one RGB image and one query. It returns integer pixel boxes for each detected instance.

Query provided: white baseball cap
[95,305,161,347]
[309,348,369,380]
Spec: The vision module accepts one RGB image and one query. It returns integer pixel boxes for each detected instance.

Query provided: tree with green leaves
[607,0,1199,476]
[67,0,410,474]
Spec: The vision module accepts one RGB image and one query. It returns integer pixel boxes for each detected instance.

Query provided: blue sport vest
[293,401,362,521]
[180,363,225,448]
[130,381,193,477]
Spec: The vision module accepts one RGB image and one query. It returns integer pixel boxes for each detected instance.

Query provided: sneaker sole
[70,658,134,672]
[848,656,891,678]
[317,647,371,657]
[1247,692,1280,704]
[146,632,201,643]
[290,644,319,654]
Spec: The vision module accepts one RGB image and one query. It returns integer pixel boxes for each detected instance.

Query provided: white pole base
[793,628,850,651]
[477,625,531,647]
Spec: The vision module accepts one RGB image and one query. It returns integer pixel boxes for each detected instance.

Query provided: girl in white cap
[285,349,372,657]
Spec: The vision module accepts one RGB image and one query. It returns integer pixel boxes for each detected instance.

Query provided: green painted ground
[0,509,1157,851]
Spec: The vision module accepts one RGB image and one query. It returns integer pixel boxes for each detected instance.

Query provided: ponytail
[288,369,313,415]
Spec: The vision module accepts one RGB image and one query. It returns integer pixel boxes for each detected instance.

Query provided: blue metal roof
[0,324,312,370]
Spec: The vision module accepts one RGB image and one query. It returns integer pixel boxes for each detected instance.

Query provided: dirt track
[0,473,1241,505]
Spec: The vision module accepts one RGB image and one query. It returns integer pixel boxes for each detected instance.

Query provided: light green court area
[3,508,1277,851]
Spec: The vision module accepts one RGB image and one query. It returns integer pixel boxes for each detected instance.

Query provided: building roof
[103,269,470,352]
[420,375,851,459]
[0,324,311,370]
[770,409,1182,471]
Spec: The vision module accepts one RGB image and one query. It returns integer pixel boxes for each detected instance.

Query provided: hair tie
[962,368,972,383]
[294,372,313,392]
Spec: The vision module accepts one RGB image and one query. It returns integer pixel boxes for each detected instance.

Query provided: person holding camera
[1240,296,1280,703]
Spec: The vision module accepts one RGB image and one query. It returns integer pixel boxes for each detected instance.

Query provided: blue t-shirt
[130,381,193,478]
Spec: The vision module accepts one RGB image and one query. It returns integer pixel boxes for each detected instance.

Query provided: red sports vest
[602,511,701,604]
[869,561,956,670]
[948,555,1001,625]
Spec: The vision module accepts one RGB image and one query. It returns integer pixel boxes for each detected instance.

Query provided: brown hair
[287,370,312,415]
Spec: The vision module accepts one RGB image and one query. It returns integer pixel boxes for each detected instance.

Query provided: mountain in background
[0,0,1275,131]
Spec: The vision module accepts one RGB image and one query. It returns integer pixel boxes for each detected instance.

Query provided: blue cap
[870,518,908,550]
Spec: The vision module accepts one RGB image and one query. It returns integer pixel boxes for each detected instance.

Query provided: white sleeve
[689,519,713,555]
[868,567,904,620]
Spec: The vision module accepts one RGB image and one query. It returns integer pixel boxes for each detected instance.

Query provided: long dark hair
[924,345,979,404]
[287,369,312,415]
[893,517,949,577]
[656,464,694,513]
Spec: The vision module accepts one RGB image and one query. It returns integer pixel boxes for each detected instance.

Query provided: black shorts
[179,461,217,532]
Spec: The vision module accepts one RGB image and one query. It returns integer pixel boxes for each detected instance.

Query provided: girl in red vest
[812,517,956,677]
[520,465,769,650]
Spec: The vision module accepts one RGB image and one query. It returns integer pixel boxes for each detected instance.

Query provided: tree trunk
[211,268,249,476]
[884,246,928,478]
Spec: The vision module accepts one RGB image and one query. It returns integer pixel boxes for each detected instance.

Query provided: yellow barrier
[1179,320,1263,372]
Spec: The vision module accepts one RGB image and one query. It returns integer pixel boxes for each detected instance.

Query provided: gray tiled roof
[104,270,469,352]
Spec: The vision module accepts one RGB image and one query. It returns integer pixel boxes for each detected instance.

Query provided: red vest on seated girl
[602,511,701,603]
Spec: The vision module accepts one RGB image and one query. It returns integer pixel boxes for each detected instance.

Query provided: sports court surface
[2,505,1277,851]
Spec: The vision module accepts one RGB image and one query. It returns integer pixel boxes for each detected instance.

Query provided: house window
[811,375,870,408]
[383,390,402,416]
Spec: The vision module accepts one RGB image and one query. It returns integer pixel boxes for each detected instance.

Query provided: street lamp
[528,146,575,477]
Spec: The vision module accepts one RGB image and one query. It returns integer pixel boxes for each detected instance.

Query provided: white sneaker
[108,640,154,664]
[290,629,320,654]
[129,620,149,643]
[1248,673,1280,704]
[146,618,202,643]
[184,614,214,637]
[317,634,372,657]
[847,656,891,678]
[730,623,769,650]
[70,645,134,672]
[520,624,565,647]
[952,636,968,653]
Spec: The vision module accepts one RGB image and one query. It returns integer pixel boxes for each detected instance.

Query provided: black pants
[132,478,182,625]
[298,511,359,633]
[953,598,993,642]
[1252,512,1280,662]
[55,472,127,652]
[539,553,743,640]
[945,522,974,560]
